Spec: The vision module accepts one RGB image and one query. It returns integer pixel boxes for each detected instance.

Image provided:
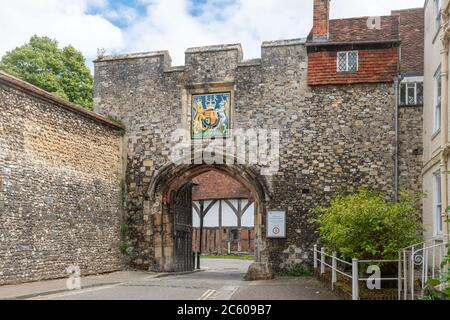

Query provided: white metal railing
[399,235,449,300]
[313,245,403,300]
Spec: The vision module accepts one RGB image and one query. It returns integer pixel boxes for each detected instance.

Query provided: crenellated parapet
[91,38,420,273]
[94,39,306,79]
[93,39,308,121]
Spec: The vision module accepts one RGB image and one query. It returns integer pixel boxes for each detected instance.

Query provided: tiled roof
[307,15,400,45]
[392,8,424,74]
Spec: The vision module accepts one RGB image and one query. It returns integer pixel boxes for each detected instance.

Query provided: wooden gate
[171,182,194,272]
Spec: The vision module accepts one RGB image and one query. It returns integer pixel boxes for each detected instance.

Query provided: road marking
[198,289,216,300]
[29,283,121,300]
[208,286,239,300]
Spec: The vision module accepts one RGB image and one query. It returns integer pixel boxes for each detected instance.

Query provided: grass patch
[202,255,255,261]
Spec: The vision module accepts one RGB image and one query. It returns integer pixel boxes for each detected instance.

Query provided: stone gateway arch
[0,1,423,286]
[147,162,271,278]
[93,41,417,279]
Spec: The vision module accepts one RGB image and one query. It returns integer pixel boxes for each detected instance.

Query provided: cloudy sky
[0,0,425,68]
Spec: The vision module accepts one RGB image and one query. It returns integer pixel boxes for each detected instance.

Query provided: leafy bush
[312,189,423,260]
[0,36,94,110]
[120,223,129,255]
[286,264,313,277]
[120,242,129,255]
[120,223,128,238]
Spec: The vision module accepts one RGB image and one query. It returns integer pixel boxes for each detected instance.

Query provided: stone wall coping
[185,44,243,54]
[94,51,170,63]
[261,38,306,48]
[93,40,307,71]
[0,71,125,130]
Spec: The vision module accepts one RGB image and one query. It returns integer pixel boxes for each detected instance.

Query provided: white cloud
[0,0,124,61]
[0,0,425,68]
[122,0,425,65]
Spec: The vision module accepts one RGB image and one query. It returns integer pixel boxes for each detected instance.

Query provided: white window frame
[337,51,359,73]
[435,0,442,31]
[399,77,424,106]
[433,171,443,236]
[434,67,442,133]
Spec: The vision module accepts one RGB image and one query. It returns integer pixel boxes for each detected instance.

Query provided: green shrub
[312,189,423,260]
[120,242,129,255]
[120,223,128,239]
[286,264,313,277]
[120,223,129,255]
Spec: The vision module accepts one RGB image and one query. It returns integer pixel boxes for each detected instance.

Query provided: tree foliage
[0,36,93,110]
[312,189,423,260]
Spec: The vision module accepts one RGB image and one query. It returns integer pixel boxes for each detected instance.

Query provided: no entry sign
[267,210,286,238]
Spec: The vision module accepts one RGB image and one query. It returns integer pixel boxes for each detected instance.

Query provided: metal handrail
[318,250,353,266]
[313,245,401,300]
[399,236,449,300]
[412,242,447,255]
[359,259,399,263]
[402,235,448,251]
[320,261,353,279]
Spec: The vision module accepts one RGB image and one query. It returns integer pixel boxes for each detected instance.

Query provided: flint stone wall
[398,105,424,198]
[94,40,422,272]
[0,77,125,285]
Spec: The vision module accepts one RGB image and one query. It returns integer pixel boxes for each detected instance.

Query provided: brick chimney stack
[313,0,330,41]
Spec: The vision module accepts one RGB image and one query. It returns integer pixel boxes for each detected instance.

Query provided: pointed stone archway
[146,163,273,280]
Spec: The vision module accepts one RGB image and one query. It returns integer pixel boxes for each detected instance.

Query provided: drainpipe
[394,76,401,203]
[441,3,450,237]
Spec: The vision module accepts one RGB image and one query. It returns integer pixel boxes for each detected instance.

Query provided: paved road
[31,259,338,300]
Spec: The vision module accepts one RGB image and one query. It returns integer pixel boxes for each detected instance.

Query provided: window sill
[432,27,441,45]
[431,129,441,141]
[337,71,358,75]
[398,103,424,107]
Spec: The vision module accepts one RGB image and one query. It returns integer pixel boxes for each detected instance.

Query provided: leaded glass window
[337,51,358,73]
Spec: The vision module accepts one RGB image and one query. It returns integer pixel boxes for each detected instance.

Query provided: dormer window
[337,51,358,73]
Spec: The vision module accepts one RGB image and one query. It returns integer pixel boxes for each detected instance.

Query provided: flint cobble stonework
[0,75,125,285]
[0,39,423,283]
[93,40,421,272]
[398,105,423,197]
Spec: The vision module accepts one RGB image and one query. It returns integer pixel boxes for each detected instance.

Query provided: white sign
[267,210,286,238]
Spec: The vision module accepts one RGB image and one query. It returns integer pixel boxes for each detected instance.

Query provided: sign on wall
[191,93,231,139]
[267,210,286,238]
